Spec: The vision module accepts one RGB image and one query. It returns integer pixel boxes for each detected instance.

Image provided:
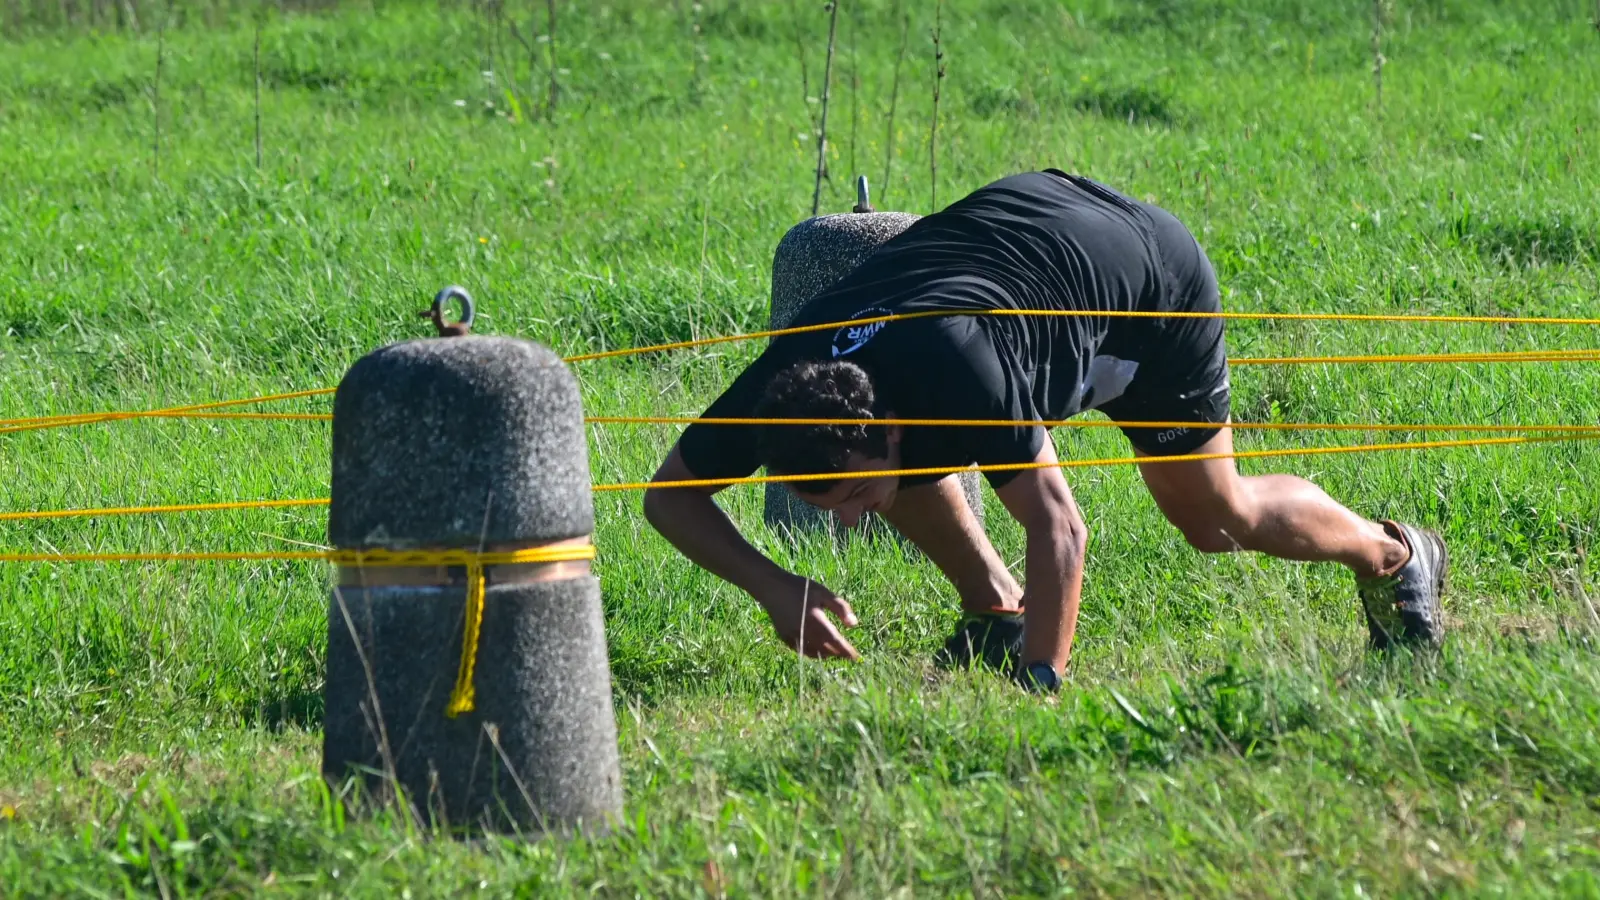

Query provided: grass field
[3,0,1600,894]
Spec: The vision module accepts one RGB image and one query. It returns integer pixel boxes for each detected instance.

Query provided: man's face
[793,425,904,529]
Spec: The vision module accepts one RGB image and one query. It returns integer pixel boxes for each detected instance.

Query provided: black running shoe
[1357,520,1448,650]
[933,610,1025,671]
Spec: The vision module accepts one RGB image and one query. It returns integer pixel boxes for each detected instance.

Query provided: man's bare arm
[992,439,1089,675]
[642,444,860,660]
[875,476,1022,614]
[642,445,791,595]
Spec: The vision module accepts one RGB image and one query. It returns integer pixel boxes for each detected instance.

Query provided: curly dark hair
[754,359,889,494]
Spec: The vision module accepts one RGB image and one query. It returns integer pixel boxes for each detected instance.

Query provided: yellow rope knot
[328,545,597,717]
[449,558,487,718]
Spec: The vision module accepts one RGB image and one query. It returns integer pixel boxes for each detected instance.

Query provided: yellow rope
[6,307,1600,431]
[328,546,600,717]
[0,411,332,435]
[4,348,1597,438]
[1230,349,1600,366]
[586,416,1600,434]
[450,558,487,717]
[1,305,1596,435]
[0,498,331,522]
[560,308,1600,364]
[0,388,338,433]
[0,550,333,563]
[4,429,1599,523]
[3,306,1591,711]
[12,435,1584,714]
[0,544,594,717]
[593,432,1600,493]
[324,546,595,567]
[0,545,594,567]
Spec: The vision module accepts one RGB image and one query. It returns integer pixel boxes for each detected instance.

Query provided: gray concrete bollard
[763,177,985,539]
[321,287,622,835]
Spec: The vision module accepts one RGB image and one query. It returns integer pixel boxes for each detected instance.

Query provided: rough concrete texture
[764,212,986,537]
[768,212,924,329]
[323,335,621,835]
[329,336,593,548]
[322,578,622,834]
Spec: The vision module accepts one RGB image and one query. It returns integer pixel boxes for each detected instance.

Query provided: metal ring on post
[852,175,875,214]
[422,286,476,337]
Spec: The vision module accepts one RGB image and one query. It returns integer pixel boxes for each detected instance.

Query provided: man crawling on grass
[642,169,1447,692]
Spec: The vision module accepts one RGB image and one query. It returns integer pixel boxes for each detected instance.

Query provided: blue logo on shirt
[830,307,891,357]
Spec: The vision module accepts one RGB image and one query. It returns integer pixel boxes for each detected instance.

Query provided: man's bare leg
[1135,427,1409,578]
[877,475,1023,613]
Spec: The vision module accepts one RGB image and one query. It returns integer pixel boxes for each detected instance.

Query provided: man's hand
[753,574,861,661]
[644,445,863,663]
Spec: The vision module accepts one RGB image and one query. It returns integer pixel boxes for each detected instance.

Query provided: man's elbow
[641,486,666,531]
[642,459,709,533]
[641,461,676,531]
[642,472,682,533]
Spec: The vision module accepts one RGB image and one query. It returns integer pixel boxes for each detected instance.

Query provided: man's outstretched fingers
[812,615,861,660]
[760,577,860,661]
[823,638,861,662]
[823,593,860,628]
[801,631,858,661]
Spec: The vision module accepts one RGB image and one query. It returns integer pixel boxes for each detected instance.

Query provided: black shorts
[1096,204,1231,456]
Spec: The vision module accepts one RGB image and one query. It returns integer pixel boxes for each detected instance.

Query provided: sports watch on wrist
[1017,661,1061,694]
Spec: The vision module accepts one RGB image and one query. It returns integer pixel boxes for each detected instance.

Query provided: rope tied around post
[0,542,595,717]
[330,544,597,717]
[452,556,488,717]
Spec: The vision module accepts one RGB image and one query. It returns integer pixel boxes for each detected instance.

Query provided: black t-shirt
[678,170,1167,490]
